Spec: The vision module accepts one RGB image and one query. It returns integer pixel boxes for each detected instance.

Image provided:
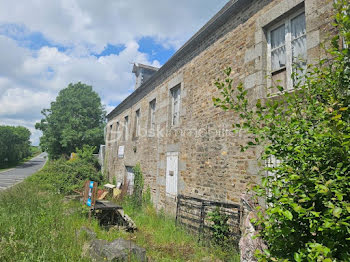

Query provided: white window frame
[149,99,156,130]
[170,85,181,126]
[267,8,306,91]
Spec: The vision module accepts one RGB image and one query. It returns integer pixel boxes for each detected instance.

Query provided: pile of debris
[96,184,135,230]
[93,200,137,231]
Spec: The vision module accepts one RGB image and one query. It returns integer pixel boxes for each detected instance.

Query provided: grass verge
[0,183,91,261]
[122,203,240,262]
[0,158,240,261]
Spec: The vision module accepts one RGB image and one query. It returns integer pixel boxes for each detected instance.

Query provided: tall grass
[120,201,240,262]
[0,183,92,261]
[0,158,240,261]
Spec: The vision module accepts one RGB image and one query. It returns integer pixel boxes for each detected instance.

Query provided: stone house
[105,0,334,213]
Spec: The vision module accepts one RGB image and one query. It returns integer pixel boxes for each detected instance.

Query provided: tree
[213,1,349,261]
[0,125,31,166]
[36,82,106,159]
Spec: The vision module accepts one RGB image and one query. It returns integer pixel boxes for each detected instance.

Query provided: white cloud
[0,0,228,51]
[0,0,229,145]
[0,36,160,145]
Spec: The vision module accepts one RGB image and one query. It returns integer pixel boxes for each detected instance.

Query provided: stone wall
[105,0,334,213]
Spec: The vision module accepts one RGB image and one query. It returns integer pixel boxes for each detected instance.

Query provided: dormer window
[132,63,159,90]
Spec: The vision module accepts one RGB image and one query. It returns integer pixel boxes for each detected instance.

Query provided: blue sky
[0,0,228,145]
[138,37,175,65]
[0,24,67,52]
[0,24,176,63]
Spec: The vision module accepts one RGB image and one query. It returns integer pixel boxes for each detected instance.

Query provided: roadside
[0,152,47,190]
[0,155,239,261]
[0,149,43,173]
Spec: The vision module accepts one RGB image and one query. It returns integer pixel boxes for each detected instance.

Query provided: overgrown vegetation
[130,163,144,209]
[214,1,350,261]
[121,202,240,262]
[208,207,231,247]
[0,183,91,261]
[0,125,31,168]
[120,164,239,261]
[27,146,103,194]
[0,151,239,261]
[30,145,42,157]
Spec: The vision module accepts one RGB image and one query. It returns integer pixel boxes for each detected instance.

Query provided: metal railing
[176,194,241,242]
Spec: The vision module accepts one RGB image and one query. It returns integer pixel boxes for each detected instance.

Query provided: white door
[166,152,178,197]
[125,166,134,195]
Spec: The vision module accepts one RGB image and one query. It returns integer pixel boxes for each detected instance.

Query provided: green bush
[213,1,350,261]
[131,163,144,209]
[28,156,103,194]
[30,146,42,156]
[76,144,100,169]
[142,186,152,206]
[208,207,231,246]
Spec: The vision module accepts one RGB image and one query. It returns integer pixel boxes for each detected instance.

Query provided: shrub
[28,157,103,194]
[213,1,350,260]
[131,163,144,209]
[143,186,152,206]
[208,207,231,247]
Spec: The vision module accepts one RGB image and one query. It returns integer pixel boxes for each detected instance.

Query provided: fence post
[198,202,205,241]
[175,195,180,225]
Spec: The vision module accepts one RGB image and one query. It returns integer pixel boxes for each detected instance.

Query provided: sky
[0,0,228,146]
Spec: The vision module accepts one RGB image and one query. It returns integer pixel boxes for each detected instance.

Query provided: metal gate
[176,195,241,242]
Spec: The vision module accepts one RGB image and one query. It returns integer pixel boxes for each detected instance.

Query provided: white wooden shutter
[166,152,178,197]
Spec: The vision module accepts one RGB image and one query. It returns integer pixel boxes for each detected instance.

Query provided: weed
[131,163,144,209]
[0,183,91,261]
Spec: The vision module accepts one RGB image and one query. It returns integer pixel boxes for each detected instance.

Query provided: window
[108,124,113,143]
[123,116,129,141]
[134,109,140,138]
[149,99,156,130]
[115,121,120,141]
[267,10,306,91]
[170,85,181,126]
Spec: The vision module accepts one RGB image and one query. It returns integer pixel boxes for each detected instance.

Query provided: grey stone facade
[105,0,334,213]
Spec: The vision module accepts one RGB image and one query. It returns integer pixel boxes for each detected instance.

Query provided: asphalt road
[0,152,47,190]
